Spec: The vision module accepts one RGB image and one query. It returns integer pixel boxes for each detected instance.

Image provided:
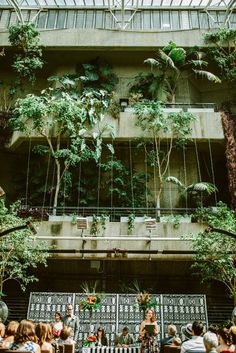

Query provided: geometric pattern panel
[28,292,208,344]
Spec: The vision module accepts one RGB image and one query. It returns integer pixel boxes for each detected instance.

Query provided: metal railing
[18,205,195,221]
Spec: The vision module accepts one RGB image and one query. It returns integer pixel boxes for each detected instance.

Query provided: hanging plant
[8,23,44,84]
[127,213,135,234]
[90,214,100,236]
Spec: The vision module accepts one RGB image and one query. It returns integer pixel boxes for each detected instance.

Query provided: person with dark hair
[115,326,134,347]
[180,320,205,353]
[58,326,75,345]
[9,319,40,353]
[216,327,234,353]
[208,325,219,335]
[52,312,63,338]
[95,327,108,346]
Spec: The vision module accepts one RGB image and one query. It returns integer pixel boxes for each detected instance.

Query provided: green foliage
[8,23,43,84]
[0,199,50,293]
[134,101,195,213]
[204,29,236,83]
[100,157,151,208]
[127,213,135,234]
[130,41,220,103]
[10,77,115,212]
[186,202,236,301]
[80,57,118,92]
[165,176,218,207]
[90,214,108,236]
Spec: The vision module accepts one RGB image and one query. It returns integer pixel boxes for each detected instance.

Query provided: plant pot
[0,300,8,323]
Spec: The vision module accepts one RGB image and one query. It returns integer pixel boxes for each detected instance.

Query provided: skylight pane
[74,0,85,4]
[84,0,94,5]
[191,0,201,6]
[0,0,8,5]
[142,0,153,6]
[152,0,163,5]
[46,0,57,4]
[56,0,66,5]
[65,0,75,4]
[171,0,182,6]
[38,0,47,5]
[200,0,210,6]
[94,0,104,5]
[27,0,37,5]
[162,0,172,6]
[180,0,191,6]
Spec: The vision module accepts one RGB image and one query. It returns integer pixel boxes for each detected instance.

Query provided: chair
[58,345,65,353]
[63,344,75,353]
[164,346,181,353]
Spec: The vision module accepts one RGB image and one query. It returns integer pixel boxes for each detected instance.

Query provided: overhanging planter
[0,300,8,323]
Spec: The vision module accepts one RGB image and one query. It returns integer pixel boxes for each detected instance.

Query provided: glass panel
[46,9,57,27]
[36,11,47,27]
[152,10,160,28]
[0,10,10,28]
[27,0,38,5]
[84,0,94,5]
[190,10,199,28]
[75,10,85,27]
[199,11,209,27]
[162,10,171,28]
[56,10,66,27]
[94,10,104,28]
[56,0,66,4]
[66,9,76,27]
[152,0,162,4]
[85,10,94,27]
[171,10,180,29]
[104,10,113,28]
[217,10,225,24]
[208,11,218,28]
[8,11,17,25]
[132,10,141,28]
[45,0,57,4]
[0,0,8,5]
[74,0,85,4]
[29,10,38,21]
[38,0,47,5]
[162,0,172,6]
[143,10,151,29]
[65,0,76,4]
[171,0,182,5]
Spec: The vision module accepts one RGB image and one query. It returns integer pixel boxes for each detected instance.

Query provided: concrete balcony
[36,219,206,261]
[0,28,206,50]
[7,111,224,150]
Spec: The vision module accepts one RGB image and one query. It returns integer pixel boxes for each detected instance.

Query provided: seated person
[181,320,205,353]
[160,325,178,353]
[95,327,108,346]
[115,326,134,347]
[1,321,19,348]
[171,338,182,347]
[58,327,75,345]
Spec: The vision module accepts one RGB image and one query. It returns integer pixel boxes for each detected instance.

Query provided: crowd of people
[0,306,235,353]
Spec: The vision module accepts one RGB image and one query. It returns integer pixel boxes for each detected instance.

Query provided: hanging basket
[0,300,8,323]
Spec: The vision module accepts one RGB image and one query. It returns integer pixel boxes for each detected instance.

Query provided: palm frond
[165,176,185,188]
[81,280,99,294]
[144,58,161,68]
[193,69,221,83]
[157,49,176,69]
[189,60,208,67]
[186,182,218,194]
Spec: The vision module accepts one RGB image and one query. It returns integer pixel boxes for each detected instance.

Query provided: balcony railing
[17,205,196,221]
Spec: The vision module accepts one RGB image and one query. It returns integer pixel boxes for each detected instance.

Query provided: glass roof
[0,0,233,7]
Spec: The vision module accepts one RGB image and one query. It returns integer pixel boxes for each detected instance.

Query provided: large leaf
[156,49,176,69]
[144,58,160,68]
[165,176,184,188]
[193,69,221,83]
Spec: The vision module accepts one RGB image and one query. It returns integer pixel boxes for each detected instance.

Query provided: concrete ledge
[0,28,206,49]
[7,111,224,150]
[36,220,206,260]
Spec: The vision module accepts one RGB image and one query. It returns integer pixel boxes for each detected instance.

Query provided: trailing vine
[8,23,44,84]
[127,213,135,235]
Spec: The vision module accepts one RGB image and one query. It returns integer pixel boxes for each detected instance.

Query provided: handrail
[17,205,196,222]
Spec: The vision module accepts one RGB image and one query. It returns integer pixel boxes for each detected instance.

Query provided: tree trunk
[53,160,61,216]
[221,111,236,209]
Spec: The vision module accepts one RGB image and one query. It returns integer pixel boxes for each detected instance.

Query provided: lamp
[77,217,88,230]
[119,98,129,112]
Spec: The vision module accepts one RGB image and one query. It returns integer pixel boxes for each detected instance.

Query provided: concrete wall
[8,111,224,150]
[36,219,206,260]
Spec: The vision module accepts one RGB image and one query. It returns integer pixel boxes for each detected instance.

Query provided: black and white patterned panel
[117,294,162,342]
[74,294,117,345]
[161,295,208,339]
[27,292,74,322]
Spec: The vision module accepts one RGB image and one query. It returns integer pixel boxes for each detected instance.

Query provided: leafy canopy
[0,199,50,294]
